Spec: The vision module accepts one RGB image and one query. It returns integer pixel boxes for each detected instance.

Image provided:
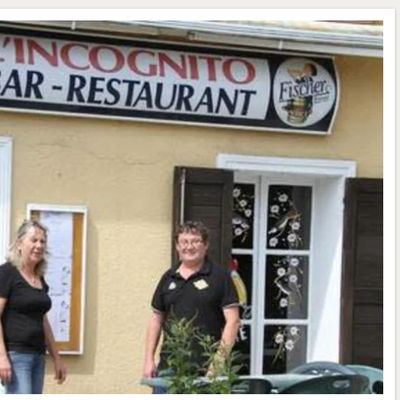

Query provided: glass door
[232,174,314,375]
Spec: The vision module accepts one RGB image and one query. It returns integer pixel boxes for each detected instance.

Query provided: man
[142,221,240,392]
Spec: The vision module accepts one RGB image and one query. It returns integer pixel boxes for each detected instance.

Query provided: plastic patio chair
[231,377,272,394]
[289,361,357,376]
[346,364,383,394]
[280,374,370,394]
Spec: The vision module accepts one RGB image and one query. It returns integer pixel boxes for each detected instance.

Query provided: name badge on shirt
[193,279,209,290]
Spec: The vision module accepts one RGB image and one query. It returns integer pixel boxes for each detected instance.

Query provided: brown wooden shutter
[172,166,233,268]
[340,178,383,368]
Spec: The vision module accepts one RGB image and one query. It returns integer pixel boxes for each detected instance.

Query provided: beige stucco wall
[0,54,382,393]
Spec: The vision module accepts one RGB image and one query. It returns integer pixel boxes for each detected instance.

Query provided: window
[233,175,313,374]
[218,154,356,375]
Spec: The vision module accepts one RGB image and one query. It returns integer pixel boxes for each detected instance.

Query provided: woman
[0,219,67,394]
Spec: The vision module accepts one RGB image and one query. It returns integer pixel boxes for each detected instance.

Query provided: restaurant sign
[0,29,339,134]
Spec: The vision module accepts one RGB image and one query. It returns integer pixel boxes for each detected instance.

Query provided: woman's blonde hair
[6,219,48,276]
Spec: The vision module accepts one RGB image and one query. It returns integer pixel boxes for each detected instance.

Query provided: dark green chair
[231,378,272,394]
[346,364,383,394]
[280,374,370,394]
[289,361,357,376]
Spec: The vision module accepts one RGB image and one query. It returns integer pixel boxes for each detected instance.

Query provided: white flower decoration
[290,257,299,267]
[269,238,278,247]
[291,221,300,230]
[232,217,242,225]
[287,233,297,243]
[277,267,286,277]
[244,209,252,217]
[275,333,284,344]
[270,205,280,213]
[239,200,248,207]
[234,228,243,236]
[279,298,288,308]
[290,326,299,336]
[289,274,298,283]
[285,340,294,351]
[279,194,289,202]
[233,188,241,197]
[241,222,249,229]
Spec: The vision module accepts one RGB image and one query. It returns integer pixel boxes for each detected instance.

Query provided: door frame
[217,153,356,370]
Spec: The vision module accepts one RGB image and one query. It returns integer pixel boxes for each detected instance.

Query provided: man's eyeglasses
[177,238,204,248]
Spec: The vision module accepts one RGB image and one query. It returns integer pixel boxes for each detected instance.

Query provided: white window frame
[218,153,356,373]
[0,136,12,264]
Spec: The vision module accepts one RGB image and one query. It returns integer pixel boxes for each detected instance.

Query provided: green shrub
[161,316,241,394]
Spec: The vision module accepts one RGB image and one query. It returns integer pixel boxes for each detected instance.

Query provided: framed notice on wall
[27,204,87,354]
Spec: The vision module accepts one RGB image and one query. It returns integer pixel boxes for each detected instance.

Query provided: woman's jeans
[153,385,168,394]
[5,351,45,394]
[152,369,171,394]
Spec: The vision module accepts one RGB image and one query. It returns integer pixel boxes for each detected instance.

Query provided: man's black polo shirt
[151,260,239,371]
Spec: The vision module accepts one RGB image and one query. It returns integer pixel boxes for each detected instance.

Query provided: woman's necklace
[29,275,39,285]
[21,270,40,286]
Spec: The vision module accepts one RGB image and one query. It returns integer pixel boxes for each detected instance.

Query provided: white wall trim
[217,154,356,177]
[0,136,12,264]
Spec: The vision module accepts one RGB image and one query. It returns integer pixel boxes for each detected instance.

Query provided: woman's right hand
[142,359,156,379]
[0,354,11,385]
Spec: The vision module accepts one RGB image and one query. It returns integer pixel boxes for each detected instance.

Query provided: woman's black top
[0,262,52,354]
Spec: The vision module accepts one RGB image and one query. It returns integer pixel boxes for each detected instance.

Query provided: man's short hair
[174,221,209,243]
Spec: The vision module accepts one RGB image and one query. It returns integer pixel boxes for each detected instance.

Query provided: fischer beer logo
[273,58,336,127]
